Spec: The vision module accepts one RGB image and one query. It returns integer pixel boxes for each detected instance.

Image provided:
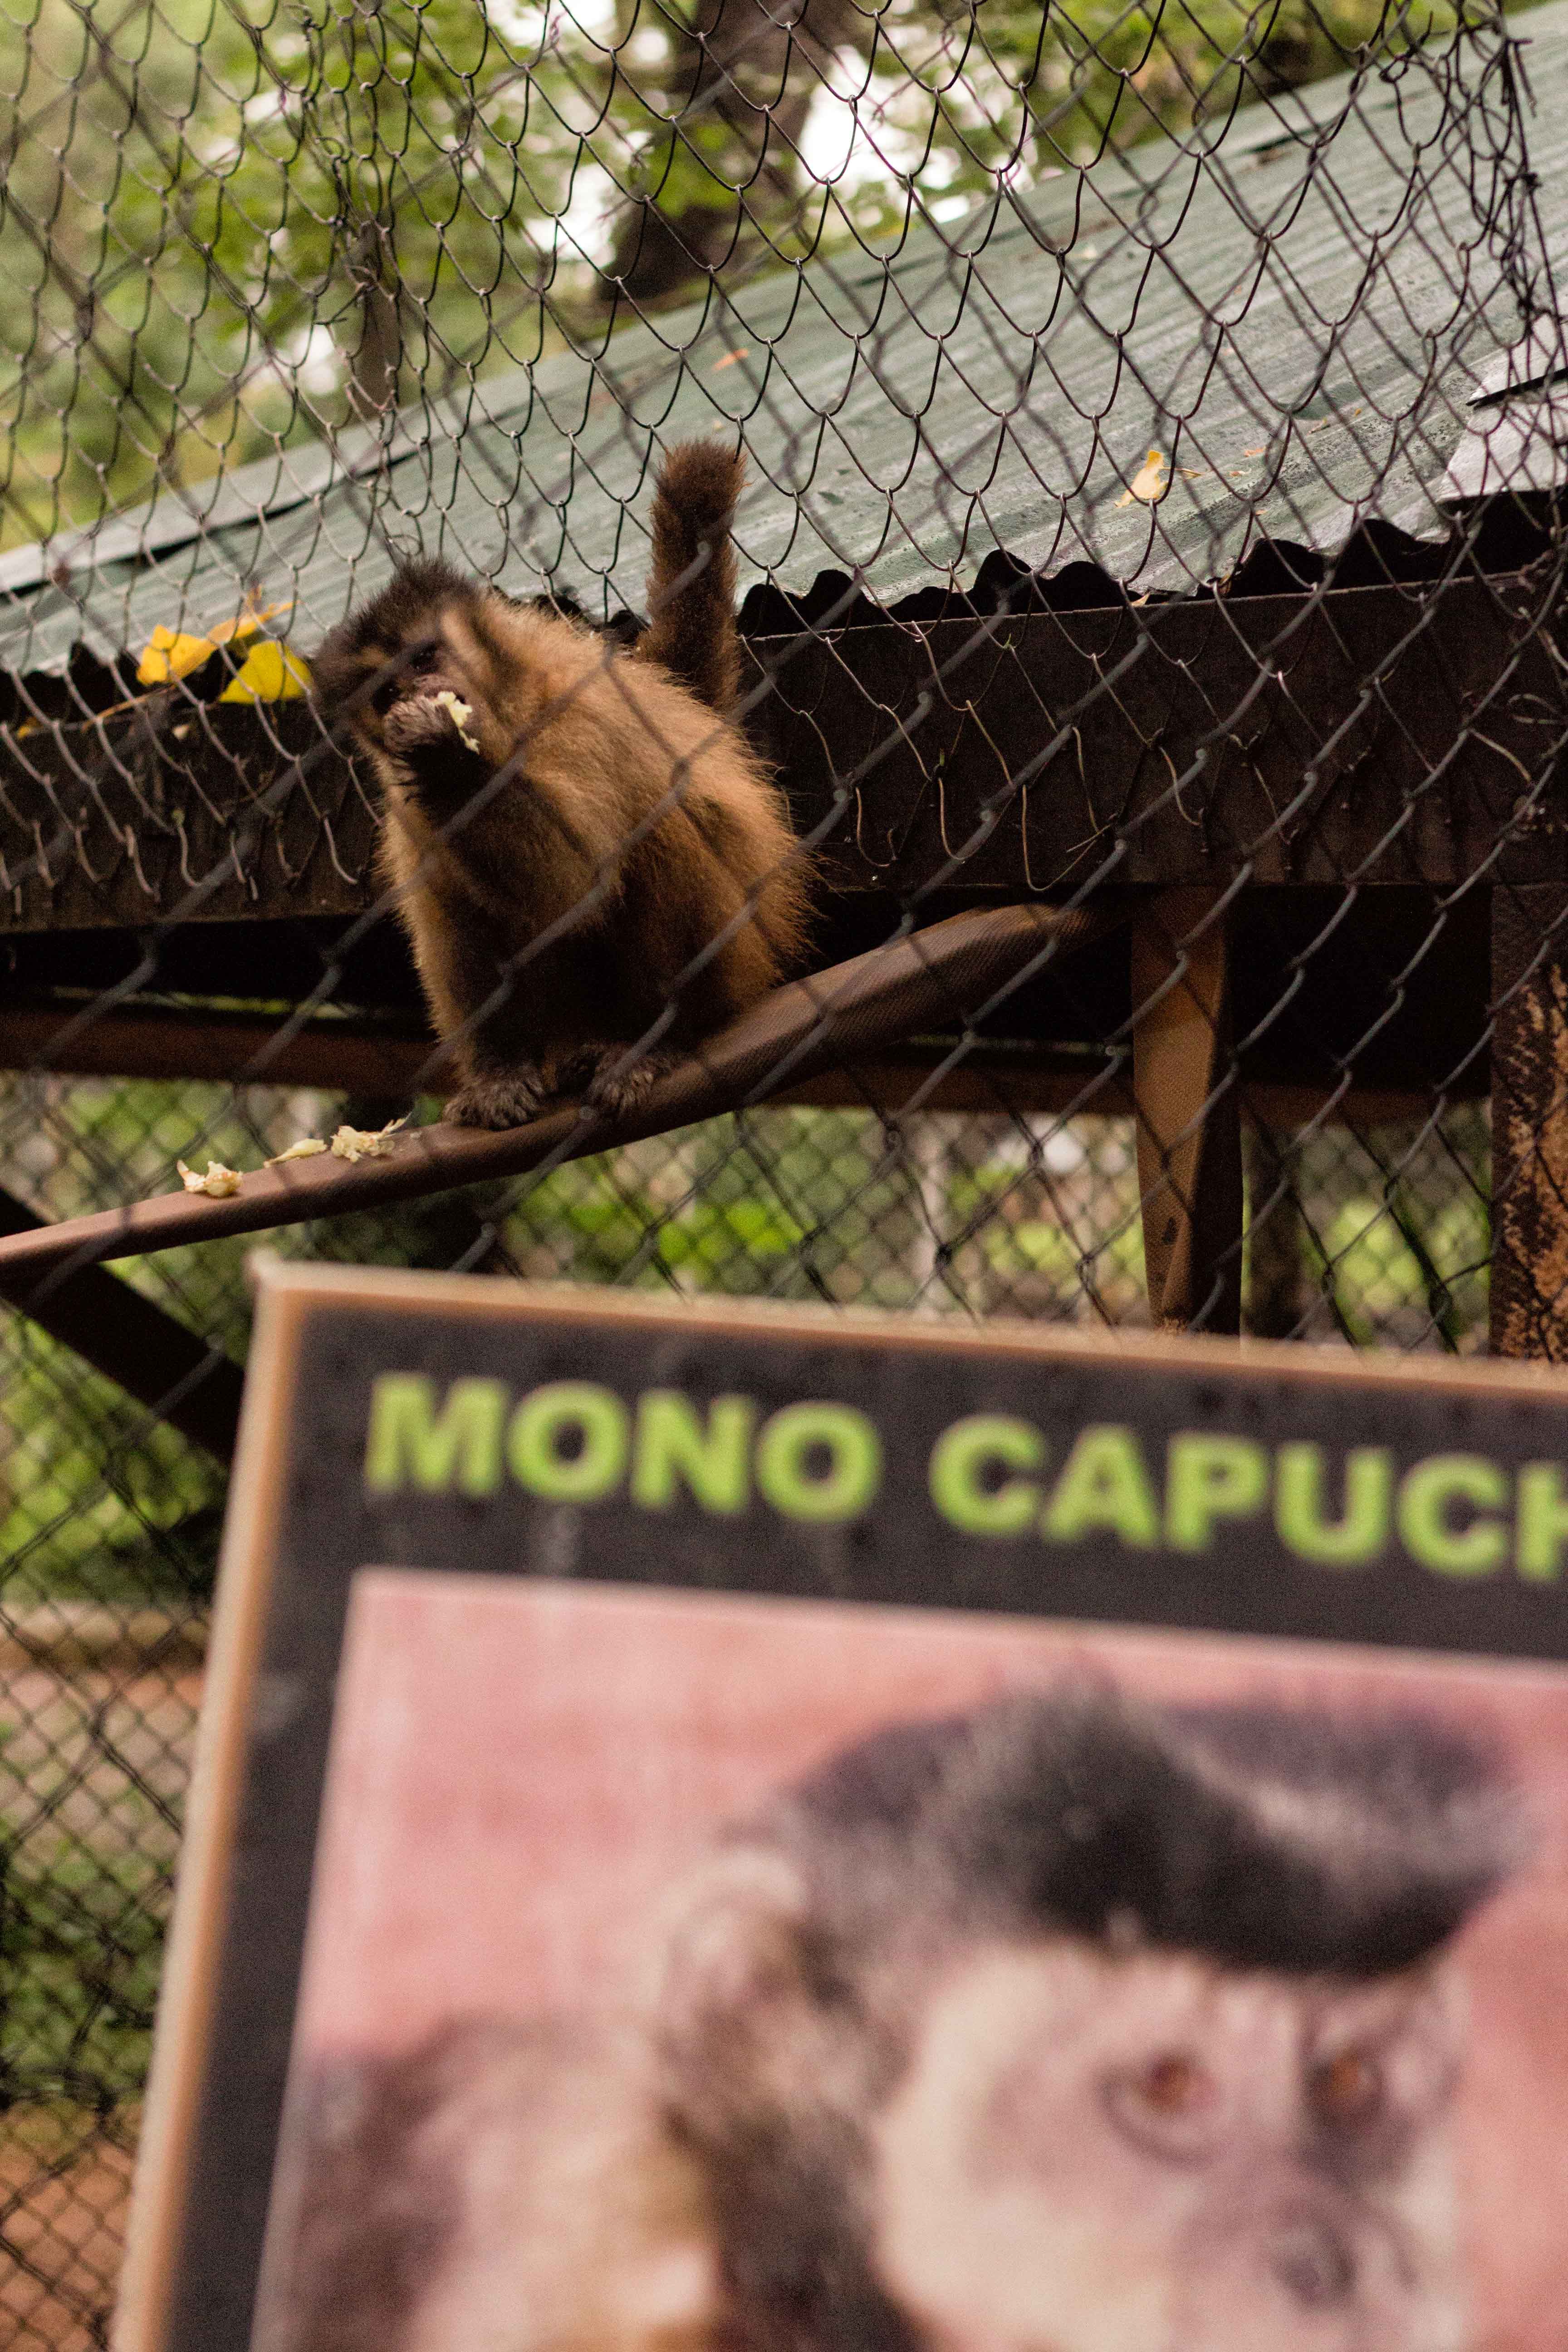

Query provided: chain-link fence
[4,0,1568,2335]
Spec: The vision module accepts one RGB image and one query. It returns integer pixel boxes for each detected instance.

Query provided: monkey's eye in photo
[1102,2050,1222,2160]
[1308,2047,1384,2129]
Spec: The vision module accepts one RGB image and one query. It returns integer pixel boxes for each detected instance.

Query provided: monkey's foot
[580,1047,681,1120]
[443,1068,547,1130]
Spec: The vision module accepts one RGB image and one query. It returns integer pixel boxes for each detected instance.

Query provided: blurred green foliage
[0,1831,168,2109]
[0,1079,264,1606]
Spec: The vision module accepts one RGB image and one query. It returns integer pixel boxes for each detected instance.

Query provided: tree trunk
[606,0,867,304]
[346,219,403,422]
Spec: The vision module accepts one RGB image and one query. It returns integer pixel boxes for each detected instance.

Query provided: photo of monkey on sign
[250,1579,1568,2352]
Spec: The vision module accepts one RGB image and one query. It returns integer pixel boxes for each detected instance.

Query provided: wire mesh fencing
[3,0,1568,2334]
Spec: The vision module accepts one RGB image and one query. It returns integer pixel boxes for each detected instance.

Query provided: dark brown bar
[0,1002,439,1094]
[0,1603,208,1674]
[0,1186,244,1458]
[1490,882,1568,1359]
[0,998,1478,1127]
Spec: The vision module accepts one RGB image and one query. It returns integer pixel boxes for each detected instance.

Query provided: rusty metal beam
[1490,883,1568,1359]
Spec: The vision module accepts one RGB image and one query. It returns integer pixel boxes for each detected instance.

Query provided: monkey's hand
[382,693,490,787]
[444,1066,549,1130]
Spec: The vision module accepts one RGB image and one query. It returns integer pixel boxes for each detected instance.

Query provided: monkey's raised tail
[637,440,745,717]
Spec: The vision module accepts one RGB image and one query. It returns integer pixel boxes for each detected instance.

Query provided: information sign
[118,1259,1568,2352]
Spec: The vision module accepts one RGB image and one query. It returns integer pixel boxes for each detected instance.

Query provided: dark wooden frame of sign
[118,1256,1568,2352]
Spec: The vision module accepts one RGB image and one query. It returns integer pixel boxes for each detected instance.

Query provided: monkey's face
[870,1940,1466,2352]
[315,565,541,778]
[347,599,499,760]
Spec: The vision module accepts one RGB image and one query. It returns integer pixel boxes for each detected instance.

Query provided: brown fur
[637,440,744,715]
[311,443,809,1129]
[260,2018,718,2352]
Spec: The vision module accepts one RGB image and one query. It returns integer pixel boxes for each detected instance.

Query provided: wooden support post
[1490,883,1568,1359]
[1131,887,1244,1336]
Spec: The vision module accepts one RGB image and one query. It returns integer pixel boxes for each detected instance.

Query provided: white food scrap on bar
[330,1116,411,1162]
[175,1159,243,1198]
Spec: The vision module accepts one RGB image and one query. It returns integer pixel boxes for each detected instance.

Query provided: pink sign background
[288,1572,1568,2345]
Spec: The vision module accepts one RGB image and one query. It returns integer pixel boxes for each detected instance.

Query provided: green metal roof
[2,4,1565,674]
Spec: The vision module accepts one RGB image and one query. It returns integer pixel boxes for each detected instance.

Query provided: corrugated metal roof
[2,4,1565,675]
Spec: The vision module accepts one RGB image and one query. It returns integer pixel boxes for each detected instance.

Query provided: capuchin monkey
[312,443,810,1129]
[260,1683,1518,2352]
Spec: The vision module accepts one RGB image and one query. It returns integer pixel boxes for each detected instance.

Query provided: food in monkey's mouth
[431,689,479,751]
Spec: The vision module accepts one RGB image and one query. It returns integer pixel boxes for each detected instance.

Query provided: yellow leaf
[1117,446,1168,507]
[219,642,313,704]
[136,600,294,686]
[206,611,263,648]
[137,626,220,685]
